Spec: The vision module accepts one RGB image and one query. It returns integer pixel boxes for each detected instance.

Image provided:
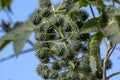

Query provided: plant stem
[112,0,115,7]
[107,71,120,80]
[55,0,64,12]
[28,40,34,46]
[89,4,95,17]
[103,38,109,50]
[103,44,116,80]
[0,48,34,63]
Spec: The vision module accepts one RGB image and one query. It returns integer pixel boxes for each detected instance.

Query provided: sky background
[0,0,120,80]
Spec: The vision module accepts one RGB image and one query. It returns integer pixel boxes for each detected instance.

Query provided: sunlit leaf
[89,31,104,74]
[101,18,120,43]
[105,6,120,20]
[90,56,97,73]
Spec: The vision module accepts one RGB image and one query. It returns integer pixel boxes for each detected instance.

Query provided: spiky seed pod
[46,24,55,33]
[55,16,64,26]
[102,59,112,70]
[34,1,91,79]
[35,33,56,41]
[48,69,58,79]
[72,42,83,52]
[76,20,83,29]
[76,33,90,41]
[52,62,61,70]
[106,59,112,70]
[63,23,72,32]
[66,50,75,60]
[35,42,50,48]
[58,59,68,68]
[40,0,51,8]
[36,50,49,63]
[36,64,49,79]
[31,13,42,25]
[42,8,52,17]
[78,10,89,21]
[55,46,66,57]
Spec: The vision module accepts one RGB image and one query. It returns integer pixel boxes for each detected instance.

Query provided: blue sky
[0,0,120,80]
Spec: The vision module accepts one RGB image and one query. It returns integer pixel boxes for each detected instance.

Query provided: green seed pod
[42,8,52,17]
[78,10,89,21]
[36,64,49,79]
[55,16,64,26]
[31,13,42,25]
[40,0,51,8]
[102,59,112,70]
[52,62,61,70]
[63,23,72,32]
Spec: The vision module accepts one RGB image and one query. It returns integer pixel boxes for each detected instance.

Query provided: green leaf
[0,34,14,50]
[105,6,120,20]
[114,15,120,22]
[89,56,97,73]
[89,31,104,73]
[0,0,12,11]
[79,0,88,8]
[79,18,100,34]
[101,18,120,43]
[70,61,75,69]
[0,20,34,56]
[0,40,11,50]
[0,0,2,10]
[13,21,34,56]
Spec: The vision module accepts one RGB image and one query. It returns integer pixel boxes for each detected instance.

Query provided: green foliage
[79,0,88,8]
[32,0,101,79]
[105,6,120,20]
[89,31,104,74]
[0,21,34,56]
[32,0,120,79]
[0,0,12,11]
[101,18,120,43]
[1,0,120,79]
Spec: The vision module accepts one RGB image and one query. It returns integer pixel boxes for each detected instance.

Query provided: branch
[107,71,120,80]
[27,40,34,46]
[112,0,115,7]
[103,44,116,80]
[55,0,64,12]
[107,44,116,59]
[103,47,111,80]
[89,4,95,17]
[103,38,109,50]
[0,48,34,63]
